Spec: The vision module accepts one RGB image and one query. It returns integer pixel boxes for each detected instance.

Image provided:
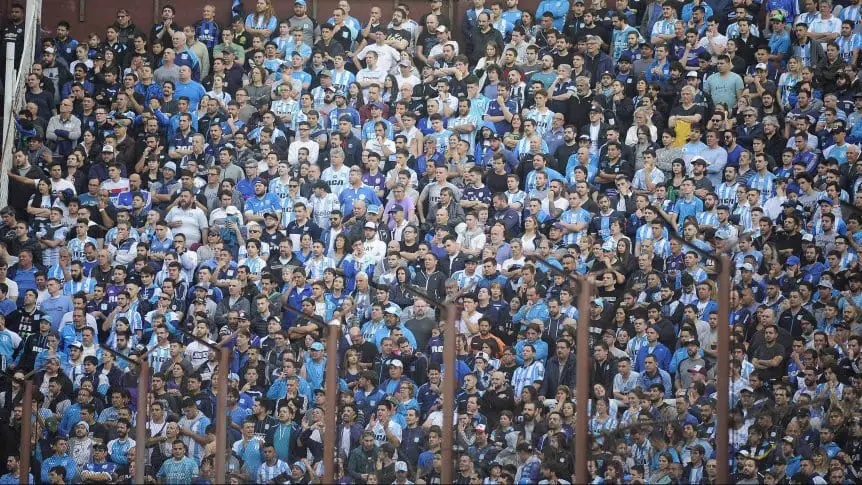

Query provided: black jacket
[411,269,446,301]
[539,355,577,399]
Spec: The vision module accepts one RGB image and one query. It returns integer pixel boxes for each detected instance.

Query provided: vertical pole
[441,303,457,484]
[715,257,731,484]
[3,34,16,141]
[134,360,149,484]
[322,320,341,483]
[19,380,33,485]
[574,280,592,484]
[214,347,230,484]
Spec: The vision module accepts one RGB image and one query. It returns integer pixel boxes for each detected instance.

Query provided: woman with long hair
[75,130,99,164]
[665,158,687,202]
[503,112,525,150]
[330,233,351,265]
[388,267,414,308]
[245,67,271,108]
[519,10,539,41]
[346,82,365,109]
[245,0,278,38]
[340,349,362,390]
[166,362,189,394]
[779,56,803,109]
[381,74,398,105]
[27,179,54,234]
[520,216,543,255]
[588,397,618,446]
[476,42,502,82]
[648,453,674,484]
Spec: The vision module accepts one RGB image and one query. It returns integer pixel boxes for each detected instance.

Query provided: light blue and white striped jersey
[561,207,592,244]
[63,277,95,297]
[305,256,335,280]
[511,360,544,395]
[258,460,290,483]
[840,4,862,22]
[652,238,671,259]
[178,413,211,464]
[837,33,862,64]
[281,195,309,228]
[716,182,740,207]
[330,69,356,94]
[525,108,555,138]
[696,211,719,227]
[68,236,97,261]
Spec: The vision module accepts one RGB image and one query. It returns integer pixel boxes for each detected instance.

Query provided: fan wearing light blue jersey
[321,148,351,197]
[157,439,200,484]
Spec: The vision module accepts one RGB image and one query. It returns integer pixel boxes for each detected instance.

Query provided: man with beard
[165,189,209,247]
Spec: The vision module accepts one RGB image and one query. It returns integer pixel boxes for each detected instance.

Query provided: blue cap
[310,342,324,351]
[819,196,834,205]
[367,204,381,215]
[252,177,265,186]
[786,256,800,266]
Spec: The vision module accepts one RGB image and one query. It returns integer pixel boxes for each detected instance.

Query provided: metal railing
[1,0,42,208]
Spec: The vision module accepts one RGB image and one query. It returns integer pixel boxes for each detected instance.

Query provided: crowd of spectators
[2,0,862,482]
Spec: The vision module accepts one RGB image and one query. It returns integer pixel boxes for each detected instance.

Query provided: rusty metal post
[441,303,457,484]
[214,345,230,483]
[19,379,33,485]
[575,280,592,484]
[135,359,149,484]
[99,343,157,484]
[322,319,341,483]
[715,255,731,484]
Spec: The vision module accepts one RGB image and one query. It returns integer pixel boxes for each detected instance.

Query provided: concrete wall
[38,0,543,42]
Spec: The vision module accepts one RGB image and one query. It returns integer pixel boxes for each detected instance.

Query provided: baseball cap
[395,461,408,472]
[389,358,404,367]
[691,157,707,165]
[69,341,83,349]
[237,311,249,320]
[687,364,707,375]
[592,298,604,309]
[476,352,491,362]
[389,204,404,213]
[43,47,55,55]
[818,280,834,289]
[162,161,177,172]
[686,71,698,78]
[769,11,786,21]
[435,25,448,33]
[755,63,768,71]
[310,342,324,351]
[364,221,377,230]
[740,262,754,271]
[319,69,332,77]
[367,204,381,215]
[601,240,616,251]
[476,424,487,433]
[619,53,632,63]
[786,256,800,266]
[102,145,114,153]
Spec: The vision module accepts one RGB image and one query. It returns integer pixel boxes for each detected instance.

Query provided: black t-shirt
[669,104,706,126]
[387,27,411,47]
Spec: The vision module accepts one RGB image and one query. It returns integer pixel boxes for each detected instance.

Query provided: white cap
[755,63,768,70]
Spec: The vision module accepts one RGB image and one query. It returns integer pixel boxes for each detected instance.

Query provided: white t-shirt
[165,206,209,245]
